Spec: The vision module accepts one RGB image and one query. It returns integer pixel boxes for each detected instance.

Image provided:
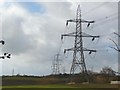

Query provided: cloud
[1,1,118,76]
[2,2,73,75]
[2,4,33,55]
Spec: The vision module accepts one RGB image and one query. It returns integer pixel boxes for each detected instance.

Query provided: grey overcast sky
[0,0,119,76]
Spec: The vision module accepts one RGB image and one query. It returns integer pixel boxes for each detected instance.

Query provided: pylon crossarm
[66,19,76,26]
[61,32,76,40]
[61,34,76,37]
[82,35,99,37]
[81,19,95,23]
[64,48,75,53]
[82,32,100,37]
[81,35,99,38]
[61,34,99,40]
[76,48,96,54]
[81,19,95,27]
[83,35,99,41]
[64,46,81,53]
[83,48,97,52]
[82,33,100,41]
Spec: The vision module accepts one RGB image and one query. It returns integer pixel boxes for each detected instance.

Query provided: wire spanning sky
[0,0,119,76]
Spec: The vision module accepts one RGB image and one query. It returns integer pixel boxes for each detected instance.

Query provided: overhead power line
[82,2,109,16]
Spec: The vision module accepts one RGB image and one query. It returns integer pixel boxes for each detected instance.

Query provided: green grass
[2,76,120,90]
[1,84,119,88]
[2,85,73,88]
[1,84,119,90]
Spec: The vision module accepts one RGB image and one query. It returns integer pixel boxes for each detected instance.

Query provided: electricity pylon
[52,53,62,75]
[12,68,14,76]
[0,40,11,59]
[61,5,99,82]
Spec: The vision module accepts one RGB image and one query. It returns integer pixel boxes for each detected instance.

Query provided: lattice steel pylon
[61,5,99,82]
[52,54,61,75]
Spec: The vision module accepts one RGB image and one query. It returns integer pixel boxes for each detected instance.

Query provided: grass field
[1,84,120,90]
[2,76,120,90]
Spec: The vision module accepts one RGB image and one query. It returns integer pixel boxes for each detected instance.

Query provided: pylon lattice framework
[52,54,61,75]
[61,5,99,82]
